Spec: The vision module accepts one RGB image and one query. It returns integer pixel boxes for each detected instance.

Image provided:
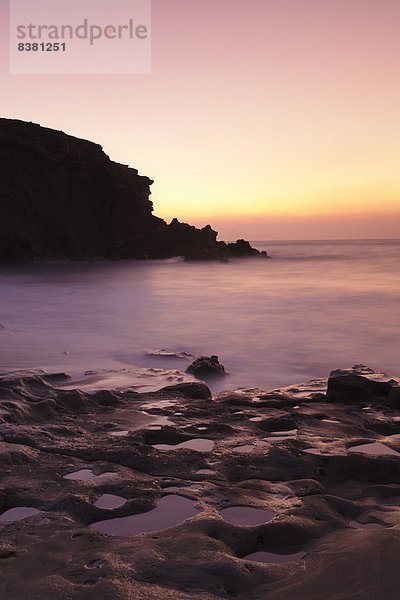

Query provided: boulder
[386,387,400,409]
[186,355,227,379]
[158,382,212,400]
[325,374,392,404]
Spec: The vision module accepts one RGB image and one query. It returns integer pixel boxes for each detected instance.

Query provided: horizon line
[247,237,400,243]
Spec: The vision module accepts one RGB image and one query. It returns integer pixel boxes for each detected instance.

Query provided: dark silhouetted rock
[226,239,265,256]
[0,119,267,262]
[325,374,392,404]
[186,355,227,379]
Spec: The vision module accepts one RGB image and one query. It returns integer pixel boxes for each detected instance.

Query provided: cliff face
[0,119,264,261]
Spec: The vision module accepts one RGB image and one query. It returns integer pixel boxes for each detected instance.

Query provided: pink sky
[1,0,399,239]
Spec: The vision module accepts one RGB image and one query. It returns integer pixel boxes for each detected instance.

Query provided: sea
[1,239,399,392]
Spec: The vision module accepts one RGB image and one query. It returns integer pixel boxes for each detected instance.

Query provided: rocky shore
[0,119,266,262]
[1,365,400,599]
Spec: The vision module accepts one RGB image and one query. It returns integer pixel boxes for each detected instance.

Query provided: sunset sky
[1,0,399,239]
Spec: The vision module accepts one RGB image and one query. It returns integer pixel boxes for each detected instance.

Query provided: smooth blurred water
[0,239,399,391]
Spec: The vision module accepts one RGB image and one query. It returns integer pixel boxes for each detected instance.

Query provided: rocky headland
[1,364,400,599]
[0,119,266,262]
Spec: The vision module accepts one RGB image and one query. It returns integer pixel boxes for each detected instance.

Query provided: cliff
[0,119,265,261]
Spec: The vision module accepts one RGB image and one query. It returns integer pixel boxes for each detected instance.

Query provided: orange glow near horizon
[1,0,399,239]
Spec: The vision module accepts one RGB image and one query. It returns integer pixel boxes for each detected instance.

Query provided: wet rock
[366,419,400,436]
[1,366,400,600]
[186,355,227,380]
[40,373,71,384]
[287,479,326,497]
[89,390,123,407]
[258,417,297,433]
[158,382,212,400]
[386,387,400,409]
[325,374,392,404]
[330,365,378,377]
[145,349,194,359]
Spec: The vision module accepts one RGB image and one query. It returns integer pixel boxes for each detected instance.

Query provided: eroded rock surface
[1,366,400,599]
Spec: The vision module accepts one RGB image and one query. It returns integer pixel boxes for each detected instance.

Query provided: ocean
[1,239,399,392]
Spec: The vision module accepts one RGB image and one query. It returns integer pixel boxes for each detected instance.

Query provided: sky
[1,0,399,240]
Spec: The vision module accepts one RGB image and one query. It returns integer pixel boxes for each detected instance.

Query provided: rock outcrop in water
[186,355,228,379]
[0,119,266,262]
